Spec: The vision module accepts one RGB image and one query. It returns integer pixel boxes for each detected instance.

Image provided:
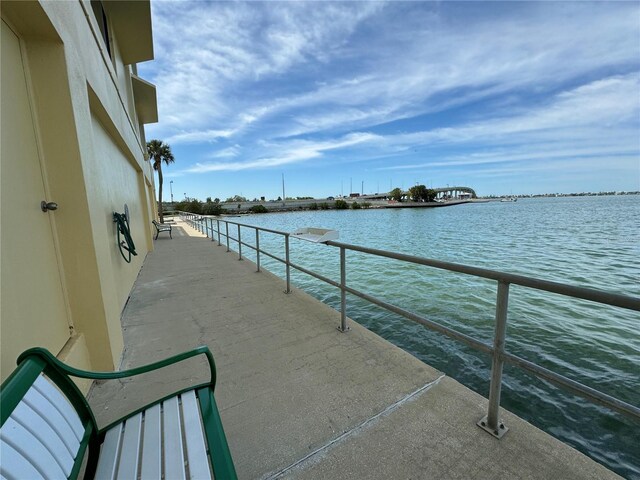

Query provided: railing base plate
[477,416,508,439]
[337,326,350,333]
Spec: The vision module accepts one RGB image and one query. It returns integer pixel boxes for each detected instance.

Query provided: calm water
[207,195,639,478]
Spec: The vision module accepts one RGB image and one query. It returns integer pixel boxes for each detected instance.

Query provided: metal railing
[179,212,640,437]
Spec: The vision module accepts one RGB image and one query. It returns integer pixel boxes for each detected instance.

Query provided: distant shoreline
[165,192,638,218]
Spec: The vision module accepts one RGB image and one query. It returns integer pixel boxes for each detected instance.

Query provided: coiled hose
[113,212,137,263]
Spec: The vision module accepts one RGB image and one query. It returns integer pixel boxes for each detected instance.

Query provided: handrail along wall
[178,212,640,437]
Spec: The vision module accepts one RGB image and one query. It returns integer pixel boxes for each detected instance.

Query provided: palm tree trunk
[157,164,164,223]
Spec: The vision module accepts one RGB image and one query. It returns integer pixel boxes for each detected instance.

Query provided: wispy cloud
[185,132,379,172]
[140,1,640,197]
[166,129,235,144]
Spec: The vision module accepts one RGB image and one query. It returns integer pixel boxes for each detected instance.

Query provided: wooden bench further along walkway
[152,219,172,239]
[0,346,237,479]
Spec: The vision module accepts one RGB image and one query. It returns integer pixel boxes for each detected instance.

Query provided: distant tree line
[389,185,437,202]
[174,198,225,215]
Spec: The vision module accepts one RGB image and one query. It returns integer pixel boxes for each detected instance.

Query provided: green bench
[152,219,172,239]
[0,346,237,479]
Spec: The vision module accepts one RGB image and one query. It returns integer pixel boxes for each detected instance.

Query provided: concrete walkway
[89,219,619,479]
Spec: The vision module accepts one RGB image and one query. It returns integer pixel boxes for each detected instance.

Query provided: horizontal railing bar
[260,249,286,265]
[216,230,284,266]
[226,234,239,244]
[239,240,257,252]
[213,219,286,237]
[326,240,640,312]
[342,284,494,355]
[289,261,341,289]
[502,352,640,419]
[183,213,639,313]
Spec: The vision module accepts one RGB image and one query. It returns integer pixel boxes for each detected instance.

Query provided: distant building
[1,0,158,388]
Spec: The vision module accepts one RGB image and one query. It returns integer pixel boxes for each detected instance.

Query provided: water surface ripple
[211,195,639,478]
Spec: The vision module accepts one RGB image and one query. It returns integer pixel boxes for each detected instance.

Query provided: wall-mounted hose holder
[113,204,137,263]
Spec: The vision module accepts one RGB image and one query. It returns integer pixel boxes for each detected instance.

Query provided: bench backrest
[0,353,97,479]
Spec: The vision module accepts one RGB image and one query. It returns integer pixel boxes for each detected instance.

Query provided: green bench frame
[152,219,172,239]
[0,346,237,479]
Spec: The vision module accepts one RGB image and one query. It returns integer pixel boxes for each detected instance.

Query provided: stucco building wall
[1,0,158,387]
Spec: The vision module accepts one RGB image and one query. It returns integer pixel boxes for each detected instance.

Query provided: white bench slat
[9,401,74,476]
[23,386,79,457]
[163,396,186,480]
[117,413,142,479]
[34,376,84,441]
[141,404,161,480]
[95,423,123,480]
[0,439,45,480]
[182,391,212,480]
[0,418,66,479]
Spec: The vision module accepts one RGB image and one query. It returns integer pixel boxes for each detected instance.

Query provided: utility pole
[170,180,174,203]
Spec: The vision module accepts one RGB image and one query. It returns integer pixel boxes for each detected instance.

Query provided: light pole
[282,173,286,206]
[170,180,174,203]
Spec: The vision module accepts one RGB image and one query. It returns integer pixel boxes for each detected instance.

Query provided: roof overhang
[131,74,158,124]
[104,0,154,65]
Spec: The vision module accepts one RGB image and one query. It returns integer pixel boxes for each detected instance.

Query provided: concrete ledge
[282,376,617,479]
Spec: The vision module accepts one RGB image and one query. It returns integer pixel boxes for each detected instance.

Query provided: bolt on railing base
[477,415,508,439]
[337,325,350,333]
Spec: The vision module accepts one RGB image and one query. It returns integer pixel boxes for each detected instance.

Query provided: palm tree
[147,139,174,223]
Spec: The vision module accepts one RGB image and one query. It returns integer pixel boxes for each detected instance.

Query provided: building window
[91,1,112,60]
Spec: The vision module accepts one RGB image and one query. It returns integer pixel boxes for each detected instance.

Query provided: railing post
[237,224,242,260]
[210,218,215,241]
[256,230,261,272]
[284,234,291,293]
[226,222,230,252]
[338,246,349,332]
[478,280,510,438]
[217,219,221,246]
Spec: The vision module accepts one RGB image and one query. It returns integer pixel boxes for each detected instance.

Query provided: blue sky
[140,1,640,201]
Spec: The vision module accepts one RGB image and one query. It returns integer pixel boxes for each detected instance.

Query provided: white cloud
[372,73,640,167]
[208,145,241,159]
[185,132,379,173]
[166,129,235,144]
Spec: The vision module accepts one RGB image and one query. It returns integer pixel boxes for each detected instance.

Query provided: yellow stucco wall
[1,1,157,386]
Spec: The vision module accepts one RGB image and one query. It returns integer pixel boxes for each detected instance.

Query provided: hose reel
[113,204,137,263]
